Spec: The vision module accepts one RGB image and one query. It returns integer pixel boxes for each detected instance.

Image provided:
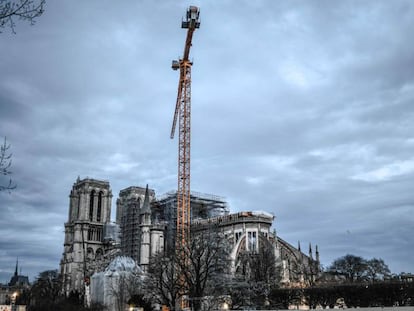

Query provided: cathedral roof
[9,275,29,287]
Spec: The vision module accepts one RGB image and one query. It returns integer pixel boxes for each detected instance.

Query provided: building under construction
[116,185,157,264]
[154,190,228,249]
[115,183,320,285]
[117,187,229,269]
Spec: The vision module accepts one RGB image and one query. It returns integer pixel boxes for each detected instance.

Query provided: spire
[309,243,313,259]
[315,244,320,263]
[14,258,18,276]
[140,184,151,215]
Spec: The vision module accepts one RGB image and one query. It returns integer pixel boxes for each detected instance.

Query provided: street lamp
[11,292,18,311]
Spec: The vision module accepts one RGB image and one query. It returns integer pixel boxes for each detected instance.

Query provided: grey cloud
[1,0,414,281]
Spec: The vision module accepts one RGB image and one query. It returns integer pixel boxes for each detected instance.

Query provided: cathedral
[60,177,320,296]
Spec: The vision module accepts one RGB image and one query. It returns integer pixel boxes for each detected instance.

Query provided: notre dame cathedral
[60,177,320,296]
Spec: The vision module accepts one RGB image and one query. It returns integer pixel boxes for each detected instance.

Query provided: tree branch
[0,0,45,33]
[0,136,16,192]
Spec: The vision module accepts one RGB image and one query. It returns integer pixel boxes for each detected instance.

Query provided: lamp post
[11,291,18,311]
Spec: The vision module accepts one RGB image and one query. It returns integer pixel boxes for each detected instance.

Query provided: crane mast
[170,6,200,310]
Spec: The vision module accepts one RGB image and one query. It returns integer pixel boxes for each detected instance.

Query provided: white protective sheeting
[90,256,142,311]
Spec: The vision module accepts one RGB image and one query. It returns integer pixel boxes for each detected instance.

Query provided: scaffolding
[156,190,228,218]
[117,186,155,263]
[152,190,229,252]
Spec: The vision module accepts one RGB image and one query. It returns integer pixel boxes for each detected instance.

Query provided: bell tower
[60,177,113,296]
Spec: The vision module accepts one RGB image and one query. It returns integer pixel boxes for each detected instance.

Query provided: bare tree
[0,0,45,33]
[144,249,181,311]
[107,274,128,311]
[144,229,230,311]
[30,270,62,310]
[366,258,391,282]
[1,137,16,192]
[107,272,142,311]
[326,255,392,285]
[233,239,280,307]
[328,254,368,283]
[248,242,280,286]
[180,229,230,311]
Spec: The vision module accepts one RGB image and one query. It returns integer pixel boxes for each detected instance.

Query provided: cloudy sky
[1,0,414,283]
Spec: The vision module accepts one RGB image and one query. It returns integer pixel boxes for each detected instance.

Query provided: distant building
[8,259,29,288]
[400,273,414,283]
[0,259,29,305]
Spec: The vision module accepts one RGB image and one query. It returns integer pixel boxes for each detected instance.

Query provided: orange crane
[170,5,200,309]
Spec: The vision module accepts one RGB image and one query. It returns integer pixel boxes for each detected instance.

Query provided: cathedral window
[76,197,80,220]
[87,227,103,241]
[89,190,95,221]
[235,231,242,243]
[248,231,257,252]
[87,247,94,261]
[96,248,103,260]
[97,191,103,222]
[97,228,102,241]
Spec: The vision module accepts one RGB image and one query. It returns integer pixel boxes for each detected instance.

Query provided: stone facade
[192,211,320,286]
[60,177,119,296]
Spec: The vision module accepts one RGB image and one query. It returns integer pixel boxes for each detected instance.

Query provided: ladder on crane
[170,5,200,310]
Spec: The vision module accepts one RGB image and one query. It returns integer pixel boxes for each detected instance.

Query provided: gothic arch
[230,233,247,274]
[233,233,275,276]
[278,239,304,283]
[278,239,301,264]
[89,190,95,221]
[97,191,103,222]
[95,248,103,260]
[87,247,94,261]
[76,191,80,219]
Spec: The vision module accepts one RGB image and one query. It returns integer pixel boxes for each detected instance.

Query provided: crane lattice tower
[170,5,200,310]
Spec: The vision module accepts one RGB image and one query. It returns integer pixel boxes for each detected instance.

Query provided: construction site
[58,6,320,311]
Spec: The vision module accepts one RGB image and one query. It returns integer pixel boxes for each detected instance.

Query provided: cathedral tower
[60,177,113,296]
[117,185,155,263]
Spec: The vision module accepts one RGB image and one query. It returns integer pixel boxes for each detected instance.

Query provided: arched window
[95,248,103,260]
[97,191,103,222]
[89,190,95,221]
[248,231,257,252]
[76,194,80,219]
[87,247,94,261]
